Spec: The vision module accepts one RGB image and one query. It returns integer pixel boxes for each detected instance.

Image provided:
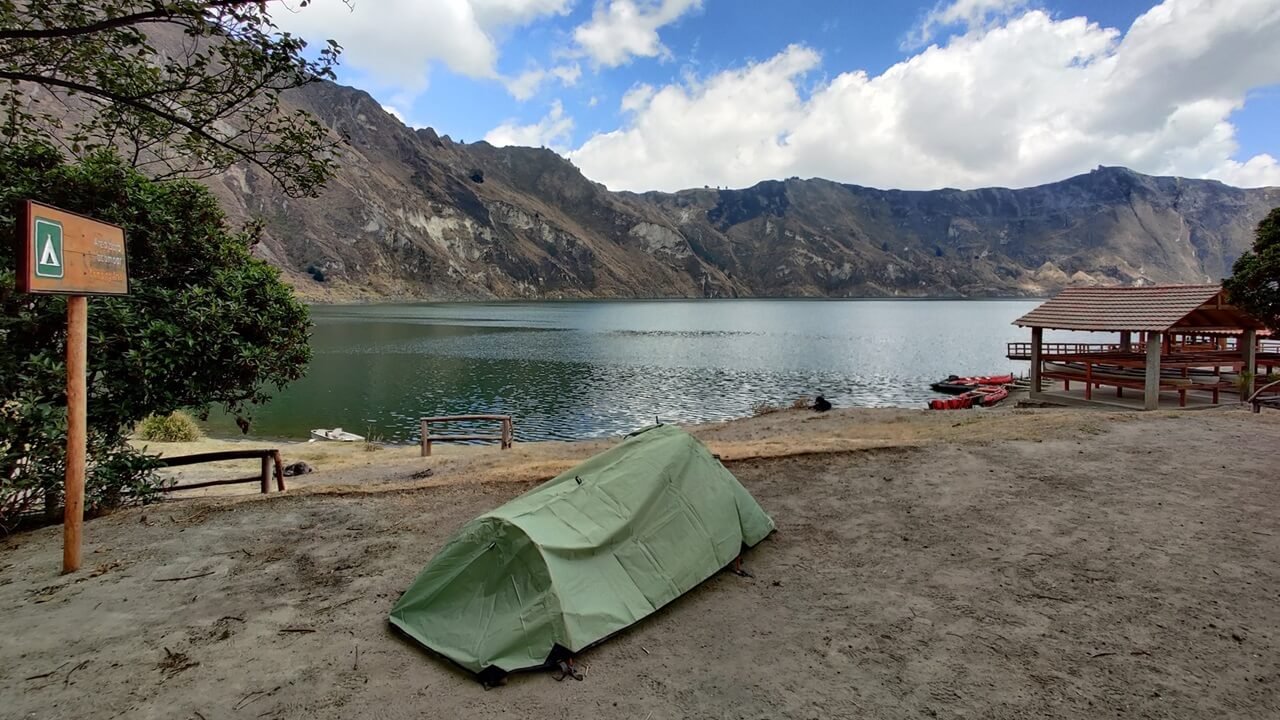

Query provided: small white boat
[310,427,365,442]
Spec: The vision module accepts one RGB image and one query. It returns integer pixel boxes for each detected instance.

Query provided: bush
[0,399,162,533]
[0,142,312,533]
[137,411,203,442]
[1225,207,1280,331]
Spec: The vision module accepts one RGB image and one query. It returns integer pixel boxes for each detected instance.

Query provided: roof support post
[1144,332,1163,410]
[1120,331,1132,352]
[1030,327,1043,397]
[1243,328,1258,397]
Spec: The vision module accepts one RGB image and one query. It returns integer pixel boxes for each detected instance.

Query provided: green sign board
[34,217,64,279]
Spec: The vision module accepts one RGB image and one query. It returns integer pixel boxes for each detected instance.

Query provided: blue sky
[279,0,1280,192]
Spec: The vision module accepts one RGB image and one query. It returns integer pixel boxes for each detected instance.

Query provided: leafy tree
[0,142,312,531]
[1225,207,1280,331]
[0,0,343,197]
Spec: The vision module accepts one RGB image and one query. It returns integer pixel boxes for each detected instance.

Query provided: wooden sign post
[15,200,129,573]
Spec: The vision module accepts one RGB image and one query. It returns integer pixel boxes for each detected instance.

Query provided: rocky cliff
[201,81,1280,300]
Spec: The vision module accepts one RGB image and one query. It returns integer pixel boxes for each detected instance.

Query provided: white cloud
[275,0,571,97]
[570,0,1280,192]
[381,104,408,124]
[551,63,582,85]
[505,68,548,101]
[484,100,575,149]
[905,0,1030,48]
[503,63,582,100]
[620,83,656,112]
[572,0,702,67]
[469,0,574,27]
[1213,155,1280,189]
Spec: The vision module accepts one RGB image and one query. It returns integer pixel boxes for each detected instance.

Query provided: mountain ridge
[196,80,1280,301]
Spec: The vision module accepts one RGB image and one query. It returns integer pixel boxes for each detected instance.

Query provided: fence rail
[157,449,285,494]
[1012,338,1277,360]
[1007,342,1139,359]
[420,415,514,457]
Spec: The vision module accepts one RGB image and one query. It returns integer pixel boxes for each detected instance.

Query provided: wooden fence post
[272,450,286,492]
[63,295,88,574]
[260,455,271,494]
[502,418,512,449]
[421,419,431,457]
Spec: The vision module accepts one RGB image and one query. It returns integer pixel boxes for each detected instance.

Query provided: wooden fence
[1011,339,1278,361]
[420,415,513,457]
[157,449,285,494]
[1250,380,1280,413]
[1006,342,1136,360]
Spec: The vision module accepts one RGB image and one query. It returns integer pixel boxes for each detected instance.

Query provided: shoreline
[143,402,1128,498]
[299,294,1054,307]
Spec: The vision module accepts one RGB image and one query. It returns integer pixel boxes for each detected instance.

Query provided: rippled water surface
[208,299,1047,442]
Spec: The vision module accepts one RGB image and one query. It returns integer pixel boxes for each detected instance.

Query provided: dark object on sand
[283,461,315,477]
[813,395,832,412]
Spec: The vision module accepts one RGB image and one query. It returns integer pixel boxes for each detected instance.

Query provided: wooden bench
[156,449,285,494]
[420,415,513,457]
[1041,366,1231,407]
[1250,380,1280,413]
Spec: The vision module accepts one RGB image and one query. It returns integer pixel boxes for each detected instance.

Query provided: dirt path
[3,409,1279,719]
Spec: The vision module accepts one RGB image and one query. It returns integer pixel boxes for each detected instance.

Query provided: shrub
[137,412,203,442]
[0,142,312,534]
[1236,371,1257,400]
[1225,207,1280,331]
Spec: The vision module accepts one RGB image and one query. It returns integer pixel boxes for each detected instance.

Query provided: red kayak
[930,373,1015,394]
[928,385,1009,410]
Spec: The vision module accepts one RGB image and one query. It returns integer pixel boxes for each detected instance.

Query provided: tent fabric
[388,424,775,675]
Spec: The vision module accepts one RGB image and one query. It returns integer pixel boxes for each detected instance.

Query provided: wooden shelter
[1011,285,1274,410]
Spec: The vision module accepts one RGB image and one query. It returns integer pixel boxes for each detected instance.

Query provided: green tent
[389,424,775,677]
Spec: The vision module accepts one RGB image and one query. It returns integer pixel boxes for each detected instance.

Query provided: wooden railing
[1011,339,1278,360]
[1007,342,1140,359]
[1249,380,1280,413]
[156,449,285,494]
[420,415,513,457]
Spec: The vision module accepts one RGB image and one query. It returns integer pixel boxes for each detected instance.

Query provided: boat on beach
[929,373,1015,395]
[928,385,1010,410]
[310,427,365,442]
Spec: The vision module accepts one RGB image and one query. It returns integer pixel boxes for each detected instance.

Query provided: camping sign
[13,199,131,574]
[16,200,129,295]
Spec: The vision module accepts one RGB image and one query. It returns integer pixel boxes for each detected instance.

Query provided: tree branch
[0,70,301,186]
[0,1,257,41]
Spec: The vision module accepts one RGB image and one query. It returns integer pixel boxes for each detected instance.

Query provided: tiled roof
[1013,285,1263,332]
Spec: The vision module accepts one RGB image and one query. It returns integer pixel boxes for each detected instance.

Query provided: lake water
[207,299,1050,443]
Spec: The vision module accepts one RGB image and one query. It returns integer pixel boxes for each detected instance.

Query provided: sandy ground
[4,406,1280,719]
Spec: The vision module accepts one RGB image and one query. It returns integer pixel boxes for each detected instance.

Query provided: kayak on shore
[928,385,1010,410]
[929,373,1015,395]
